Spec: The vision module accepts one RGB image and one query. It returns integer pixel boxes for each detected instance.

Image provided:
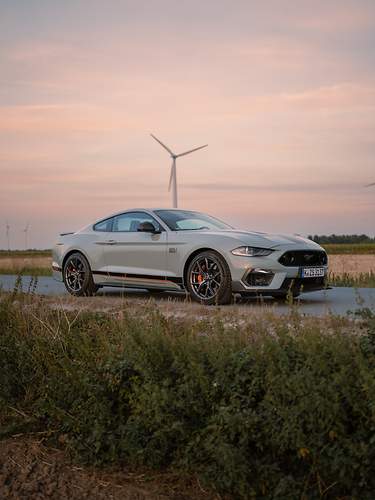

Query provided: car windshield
[154,210,233,231]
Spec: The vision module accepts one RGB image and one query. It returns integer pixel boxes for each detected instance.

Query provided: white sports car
[52,208,328,304]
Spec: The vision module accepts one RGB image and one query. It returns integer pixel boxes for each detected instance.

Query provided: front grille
[278,250,327,267]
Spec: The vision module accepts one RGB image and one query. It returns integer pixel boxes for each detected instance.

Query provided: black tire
[186,250,232,305]
[63,252,99,296]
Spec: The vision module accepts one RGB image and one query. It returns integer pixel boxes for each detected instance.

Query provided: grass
[0,267,52,276]
[329,271,375,288]
[0,250,51,276]
[323,243,375,254]
[0,249,51,257]
[1,288,375,498]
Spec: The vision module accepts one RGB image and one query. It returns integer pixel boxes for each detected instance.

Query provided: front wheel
[63,252,99,296]
[186,251,232,305]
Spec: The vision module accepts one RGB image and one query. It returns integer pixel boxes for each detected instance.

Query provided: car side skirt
[52,266,184,291]
[92,270,184,291]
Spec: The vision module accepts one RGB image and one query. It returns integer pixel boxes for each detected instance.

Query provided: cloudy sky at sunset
[1,0,374,248]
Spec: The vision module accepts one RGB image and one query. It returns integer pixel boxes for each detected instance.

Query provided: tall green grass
[1,289,375,498]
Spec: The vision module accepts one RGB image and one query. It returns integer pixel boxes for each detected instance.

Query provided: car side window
[93,217,113,232]
[112,212,162,232]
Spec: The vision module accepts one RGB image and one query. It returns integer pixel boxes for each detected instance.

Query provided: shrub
[1,293,375,498]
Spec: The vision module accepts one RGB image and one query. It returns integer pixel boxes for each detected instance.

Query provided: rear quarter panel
[53,231,106,277]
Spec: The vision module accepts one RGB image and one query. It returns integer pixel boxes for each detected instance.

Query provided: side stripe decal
[92,270,183,286]
[54,266,183,287]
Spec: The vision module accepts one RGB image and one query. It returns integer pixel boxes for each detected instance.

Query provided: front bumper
[232,275,328,296]
[228,249,328,295]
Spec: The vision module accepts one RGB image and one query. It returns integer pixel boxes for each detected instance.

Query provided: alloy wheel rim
[190,256,222,299]
[65,257,86,292]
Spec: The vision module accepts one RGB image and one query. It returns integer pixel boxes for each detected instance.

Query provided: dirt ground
[0,437,218,500]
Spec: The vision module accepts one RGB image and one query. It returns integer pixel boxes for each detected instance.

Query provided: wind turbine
[150,134,207,208]
[5,221,10,251]
[23,222,30,250]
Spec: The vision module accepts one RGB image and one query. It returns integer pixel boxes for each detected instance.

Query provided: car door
[101,211,174,289]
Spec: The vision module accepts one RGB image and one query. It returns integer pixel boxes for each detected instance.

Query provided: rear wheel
[186,251,232,305]
[63,252,99,296]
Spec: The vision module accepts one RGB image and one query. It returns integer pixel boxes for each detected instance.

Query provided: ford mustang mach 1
[52,209,328,304]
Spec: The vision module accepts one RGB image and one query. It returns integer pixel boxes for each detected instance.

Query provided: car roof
[92,208,201,223]
[98,208,197,218]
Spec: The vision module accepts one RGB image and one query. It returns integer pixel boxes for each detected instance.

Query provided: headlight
[231,246,274,257]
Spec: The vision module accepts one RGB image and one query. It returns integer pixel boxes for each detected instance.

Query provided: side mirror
[137,221,161,234]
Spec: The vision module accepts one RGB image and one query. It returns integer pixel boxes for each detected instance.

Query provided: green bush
[1,293,375,498]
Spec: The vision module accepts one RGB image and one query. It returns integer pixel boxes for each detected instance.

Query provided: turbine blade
[365,182,375,187]
[150,134,174,155]
[168,162,174,191]
[176,144,208,157]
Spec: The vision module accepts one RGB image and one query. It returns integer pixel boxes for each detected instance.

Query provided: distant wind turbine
[150,134,208,208]
[5,221,10,251]
[23,222,30,250]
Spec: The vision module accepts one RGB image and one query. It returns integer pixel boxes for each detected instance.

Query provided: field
[329,254,375,287]
[1,247,375,287]
[323,243,375,254]
[1,288,375,498]
[0,250,51,276]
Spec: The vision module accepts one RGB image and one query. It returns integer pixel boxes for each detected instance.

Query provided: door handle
[94,239,117,245]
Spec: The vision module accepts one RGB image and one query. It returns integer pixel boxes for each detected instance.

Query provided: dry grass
[0,256,51,275]
[329,254,375,276]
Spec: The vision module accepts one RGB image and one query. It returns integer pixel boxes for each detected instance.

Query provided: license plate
[301,267,325,278]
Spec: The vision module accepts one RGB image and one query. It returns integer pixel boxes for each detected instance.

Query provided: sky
[0,0,374,249]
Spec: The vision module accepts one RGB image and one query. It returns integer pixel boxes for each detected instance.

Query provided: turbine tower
[23,222,30,250]
[151,134,207,208]
[5,221,10,251]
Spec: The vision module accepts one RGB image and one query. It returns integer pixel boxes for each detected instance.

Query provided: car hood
[207,230,322,249]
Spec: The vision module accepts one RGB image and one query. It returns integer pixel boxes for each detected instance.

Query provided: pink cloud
[0,104,135,133]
